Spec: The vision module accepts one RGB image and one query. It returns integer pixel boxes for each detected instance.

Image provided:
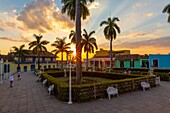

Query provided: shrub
[41,71,156,102]
[155,72,170,81]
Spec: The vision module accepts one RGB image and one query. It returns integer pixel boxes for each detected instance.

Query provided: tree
[29,34,49,70]
[162,3,170,23]
[61,0,94,84]
[12,44,27,71]
[51,37,71,69]
[69,30,76,44]
[82,29,98,71]
[100,17,121,70]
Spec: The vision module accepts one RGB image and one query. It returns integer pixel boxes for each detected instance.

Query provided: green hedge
[41,72,156,102]
[155,72,170,81]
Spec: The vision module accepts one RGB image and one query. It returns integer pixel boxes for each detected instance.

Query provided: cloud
[99,36,170,50]
[0,27,4,31]
[0,18,18,30]
[120,32,147,38]
[17,0,74,33]
[143,12,154,17]
[134,3,148,8]
[88,1,100,9]
[118,36,170,48]
[12,9,17,13]
[0,34,31,42]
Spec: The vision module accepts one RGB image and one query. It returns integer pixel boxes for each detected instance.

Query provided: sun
[70,45,76,56]
[73,48,76,56]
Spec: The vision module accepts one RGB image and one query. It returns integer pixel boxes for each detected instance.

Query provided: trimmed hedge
[155,72,170,81]
[41,71,156,102]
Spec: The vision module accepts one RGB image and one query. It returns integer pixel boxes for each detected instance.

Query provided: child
[9,74,14,88]
[17,72,21,80]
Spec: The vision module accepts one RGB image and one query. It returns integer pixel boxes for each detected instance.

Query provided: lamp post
[6,60,8,80]
[47,61,49,69]
[68,50,73,104]
[0,58,4,84]
[34,61,36,70]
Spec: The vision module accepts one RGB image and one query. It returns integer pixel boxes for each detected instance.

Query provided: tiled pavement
[0,72,170,113]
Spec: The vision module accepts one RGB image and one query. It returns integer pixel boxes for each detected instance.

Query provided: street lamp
[5,60,8,80]
[47,61,49,69]
[34,61,36,70]
[0,58,4,84]
[68,50,73,104]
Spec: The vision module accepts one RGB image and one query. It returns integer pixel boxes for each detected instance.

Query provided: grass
[57,76,112,85]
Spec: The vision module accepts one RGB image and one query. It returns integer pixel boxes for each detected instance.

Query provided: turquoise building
[115,54,149,68]
[149,54,170,68]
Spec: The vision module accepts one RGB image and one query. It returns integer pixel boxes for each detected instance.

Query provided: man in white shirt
[9,74,14,88]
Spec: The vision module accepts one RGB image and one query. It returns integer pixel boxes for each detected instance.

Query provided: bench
[42,79,47,87]
[48,84,54,95]
[155,76,160,86]
[141,82,150,91]
[106,87,119,99]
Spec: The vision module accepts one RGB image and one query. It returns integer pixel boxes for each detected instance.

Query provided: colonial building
[149,54,170,68]
[115,54,149,68]
[0,55,15,74]
[0,50,58,73]
[88,49,131,70]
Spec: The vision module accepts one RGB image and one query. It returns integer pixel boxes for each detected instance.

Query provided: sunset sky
[0,0,169,59]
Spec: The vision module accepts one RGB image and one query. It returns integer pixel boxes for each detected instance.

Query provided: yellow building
[0,50,58,73]
[0,55,15,74]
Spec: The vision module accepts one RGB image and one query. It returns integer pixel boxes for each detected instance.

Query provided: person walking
[9,74,14,88]
[17,71,21,80]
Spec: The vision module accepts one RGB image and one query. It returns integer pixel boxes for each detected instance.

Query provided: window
[120,61,124,68]
[153,59,158,67]
[42,58,45,62]
[32,57,36,62]
[130,60,134,68]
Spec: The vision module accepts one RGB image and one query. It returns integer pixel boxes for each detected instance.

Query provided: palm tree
[12,44,27,71]
[100,17,121,71]
[51,37,71,69]
[61,0,93,20]
[69,30,76,44]
[82,29,98,71]
[162,3,170,23]
[61,0,94,84]
[29,34,49,70]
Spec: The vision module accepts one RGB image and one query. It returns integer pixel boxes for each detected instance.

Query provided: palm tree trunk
[61,52,63,69]
[110,38,113,71]
[86,51,88,71]
[76,0,81,84]
[38,52,40,70]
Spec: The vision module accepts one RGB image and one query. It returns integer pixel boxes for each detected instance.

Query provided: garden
[39,69,156,102]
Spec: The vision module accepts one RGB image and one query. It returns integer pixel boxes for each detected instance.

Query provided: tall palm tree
[12,44,27,71]
[61,0,94,84]
[82,29,98,71]
[29,34,49,70]
[100,17,121,71]
[162,3,170,23]
[51,37,71,69]
[69,30,76,44]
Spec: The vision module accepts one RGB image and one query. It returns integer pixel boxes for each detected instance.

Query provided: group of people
[9,71,21,88]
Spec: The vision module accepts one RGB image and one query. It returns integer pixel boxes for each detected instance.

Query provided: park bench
[42,79,47,87]
[155,76,160,86]
[48,84,55,95]
[141,82,150,91]
[106,87,119,99]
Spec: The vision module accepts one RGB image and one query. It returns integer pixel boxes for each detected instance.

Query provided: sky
[0,0,170,59]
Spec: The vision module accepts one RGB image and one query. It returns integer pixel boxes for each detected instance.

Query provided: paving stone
[0,72,170,113]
